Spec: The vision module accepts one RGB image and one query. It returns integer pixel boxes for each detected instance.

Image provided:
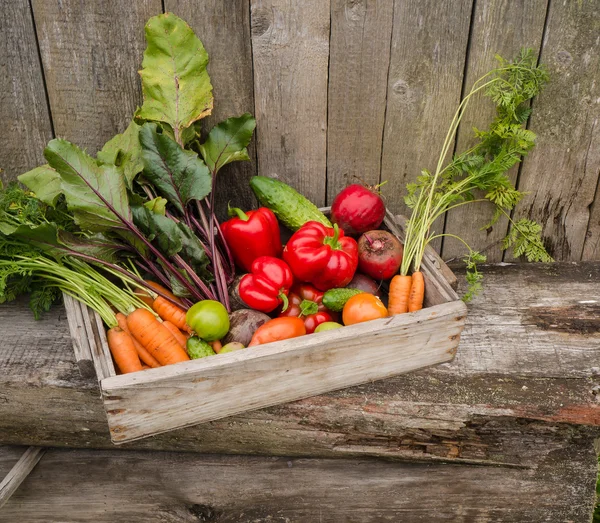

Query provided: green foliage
[462,251,486,302]
[138,123,212,213]
[199,113,257,175]
[502,218,554,262]
[400,49,552,299]
[17,165,62,206]
[131,205,210,279]
[29,285,60,320]
[137,13,213,144]
[97,120,144,189]
[44,139,131,231]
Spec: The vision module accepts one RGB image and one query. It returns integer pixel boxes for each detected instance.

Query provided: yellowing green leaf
[97,120,143,189]
[137,14,213,144]
[18,165,62,206]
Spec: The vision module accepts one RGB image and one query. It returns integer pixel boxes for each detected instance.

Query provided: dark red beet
[357,230,403,280]
[346,272,380,295]
[330,184,386,236]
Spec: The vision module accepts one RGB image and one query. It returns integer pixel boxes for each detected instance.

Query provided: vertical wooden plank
[165,0,257,216]
[379,0,473,251]
[582,173,600,260]
[509,0,600,261]
[250,0,330,206]
[442,0,548,263]
[0,0,53,183]
[326,0,394,202]
[31,0,162,156]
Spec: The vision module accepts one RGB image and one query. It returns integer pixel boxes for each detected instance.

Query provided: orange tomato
[342,293,388,326]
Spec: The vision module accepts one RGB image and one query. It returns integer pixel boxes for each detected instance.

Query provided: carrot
[145,281,183,306]
[141,364,151,370]
[126,309,190,366]
[387,274,412,315]
[107,327,143,374]
[163,320,189,348]
[209,340,222,354]
[115,313,161,368]
[134,288,154,308]
[408,271,425,312]
[152,297,191,334]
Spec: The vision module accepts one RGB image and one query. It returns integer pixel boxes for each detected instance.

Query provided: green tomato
[186,337,216,359]
[186,300,230,341]
[314,321,343,333]
[220,342,245,353]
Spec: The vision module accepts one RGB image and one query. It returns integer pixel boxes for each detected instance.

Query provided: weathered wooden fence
[1,0,599,261]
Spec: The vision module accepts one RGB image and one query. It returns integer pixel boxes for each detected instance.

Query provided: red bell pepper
[239,256,293,313]
[283,221,358,291]
[221,207,283,273]
[279,283,337,334]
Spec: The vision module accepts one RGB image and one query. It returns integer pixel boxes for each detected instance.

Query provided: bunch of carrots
[107,281,222,374]
[388,272,425,315]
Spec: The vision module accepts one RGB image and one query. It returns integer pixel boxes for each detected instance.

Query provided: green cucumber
[250,176,332,231]
[322,288,363,312]
[186,337,216,359]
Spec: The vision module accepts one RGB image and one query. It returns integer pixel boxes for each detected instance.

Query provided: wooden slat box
[65,211,467,444]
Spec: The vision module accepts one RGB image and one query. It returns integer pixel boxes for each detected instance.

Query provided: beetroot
[330,184,386,236]
[346,272,380,295]
[357,230,403,280]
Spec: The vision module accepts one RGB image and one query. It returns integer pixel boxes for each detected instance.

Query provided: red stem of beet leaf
[56,157,205,302]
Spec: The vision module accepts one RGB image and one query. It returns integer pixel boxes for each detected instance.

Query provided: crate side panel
[102,301,467,443]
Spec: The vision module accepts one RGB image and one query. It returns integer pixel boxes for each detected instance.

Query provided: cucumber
[186,337,216,359]
[322,288,363,312]
[250,176,332,231]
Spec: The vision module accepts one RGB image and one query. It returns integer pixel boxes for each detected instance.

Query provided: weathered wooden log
[0,263,598,462]
[0,442,597,522]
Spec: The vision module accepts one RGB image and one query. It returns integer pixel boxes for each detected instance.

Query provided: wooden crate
[66,212,467,444]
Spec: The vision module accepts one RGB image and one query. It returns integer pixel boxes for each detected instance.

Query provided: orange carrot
[141,364,151,370]
[152,297,191,334]
[107,327,143,374]
[145,281,183,306]
[115,313,161,368]
[163,320,189,348]
[126,309,190,366]
[408,271,425,312]
[387,275,412,315]
[209,340,222,354]
[134,289,154,308]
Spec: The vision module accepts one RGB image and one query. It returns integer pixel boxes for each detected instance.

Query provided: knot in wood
[251,8,272,37]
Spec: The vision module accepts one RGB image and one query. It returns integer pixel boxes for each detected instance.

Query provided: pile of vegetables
[0,13,552,376]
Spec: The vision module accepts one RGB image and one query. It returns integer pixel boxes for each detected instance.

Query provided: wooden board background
[1,0,599,261]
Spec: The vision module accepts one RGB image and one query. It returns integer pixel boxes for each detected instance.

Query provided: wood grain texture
[379,0,473,251]
[103,300,465,443]
[509,0,600,261]
[0,447,45,509]
[63,294,95,379]
[165,0,258,219]
[0,264,598,466]
[30,0,162,155]
[326,0,394,200]
[0,444,597,522]
[250,0,330,206]
[584,173,600,259]
[0,0,53,183]
[442,0,549,262]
